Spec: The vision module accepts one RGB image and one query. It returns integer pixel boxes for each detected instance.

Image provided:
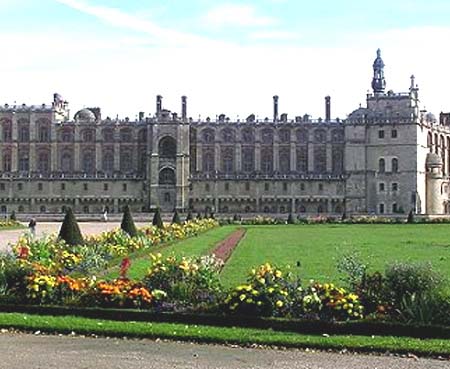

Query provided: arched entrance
[158,167,176,211]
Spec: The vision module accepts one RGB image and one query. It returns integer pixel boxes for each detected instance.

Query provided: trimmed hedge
[2,304,450,340]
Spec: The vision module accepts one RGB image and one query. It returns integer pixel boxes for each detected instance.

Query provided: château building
[0,50,449,216]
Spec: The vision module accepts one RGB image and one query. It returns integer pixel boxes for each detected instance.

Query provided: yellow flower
[239,294,246,301]
[276,300,284,308]
[274,270,282,278]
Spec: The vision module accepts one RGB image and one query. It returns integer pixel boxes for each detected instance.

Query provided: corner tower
[371,49,386,94]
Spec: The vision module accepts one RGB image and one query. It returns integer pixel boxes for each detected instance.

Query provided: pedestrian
[28,218,36,238]
[103,209,108,222]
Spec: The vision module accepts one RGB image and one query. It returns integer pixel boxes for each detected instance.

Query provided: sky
[2,0,450,121]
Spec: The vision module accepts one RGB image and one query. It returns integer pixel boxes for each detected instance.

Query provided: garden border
[2,304,450,340]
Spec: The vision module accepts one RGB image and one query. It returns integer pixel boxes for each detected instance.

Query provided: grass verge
[0,312,449,357]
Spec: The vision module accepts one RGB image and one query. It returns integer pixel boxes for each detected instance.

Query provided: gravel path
[0,222,148,252]
[0,333,448,369]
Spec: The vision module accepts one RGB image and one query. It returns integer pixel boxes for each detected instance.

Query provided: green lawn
[1,312,450,357]
[109,226,238,279]
[220,224,450,288]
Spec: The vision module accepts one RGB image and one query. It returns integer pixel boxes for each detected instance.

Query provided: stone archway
[158,167,176,212]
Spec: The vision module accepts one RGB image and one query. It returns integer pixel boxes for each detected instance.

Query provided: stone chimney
[181,96,187,121]
[325,96,331,122]
[273,95,279,122]
[156,95,163,116]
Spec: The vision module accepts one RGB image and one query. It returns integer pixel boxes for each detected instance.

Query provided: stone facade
[1,50,449,216]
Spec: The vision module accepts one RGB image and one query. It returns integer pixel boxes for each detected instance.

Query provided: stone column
[326,144,332,172]
[235,143,242,172]
[96,142,102,172]
[114,143,120,171]
[273,143,279,171]
[255,143,261,171]
[214,143,220,172]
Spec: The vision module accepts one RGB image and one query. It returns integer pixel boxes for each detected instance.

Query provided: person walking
[28,218,36,238]
[102,209,108,222]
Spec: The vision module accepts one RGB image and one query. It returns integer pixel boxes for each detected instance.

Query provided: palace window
[120,151,132,172]
[392,158,399,173]
[392,203,398,213]
[17,183,23,191]
[38,126,50,142]
[299,205,306,213]
[102,129,114,142]
[296,147,308,173]
[245,182,250,191]
[38,183,43,191]
[264,182,270,191]
[241,128,254,143]
[379,158,385,173]
[18,126,29,142]
[159,168,176,185]
[202,129,215,143]
[83,183,88,191]
[61,183,65,191]
[314,146,326,173]
[283,183,288,192]
[82,130,95,142]
[279,148,290,174]
[261,149,273,173]
[122,183,127,192]
[225,183,229,192]
[82,152,96,173]
[61,152,73,172]
[120,128,132,142]
[261,129,274,144]
[279,129,290,144]
[221,128,235,143]
[104,183,108,191]
[3,152,11,172]
[296,129,308,143]
[37,151,50,173]
[202,150,215,172]
[379,203,385,214]
[379,183,385,192]
[102,152,114,172]
[314,129,326,143]
[300,183,305,191]
[392,183,398,191]
[378,130,385,139]
[318,183,324,192]
[242,147,254,172]
[391,129,397,138]
[0,183,4,191]
[332,146,344,174]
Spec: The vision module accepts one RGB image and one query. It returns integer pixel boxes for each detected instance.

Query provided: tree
[287,213,295,224]
[185,211,193,222]
[407,210,414,224]
[121,205,138,237]
[58,208,83,246]
[152,207,164,229]
[172,210,181,225]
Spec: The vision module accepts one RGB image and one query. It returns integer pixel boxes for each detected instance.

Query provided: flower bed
[0,220,22,229]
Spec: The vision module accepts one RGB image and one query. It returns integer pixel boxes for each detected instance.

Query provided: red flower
[18,246,29,260]
[119,257,131,279]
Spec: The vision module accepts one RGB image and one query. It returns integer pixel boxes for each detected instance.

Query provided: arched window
[379,158,385,173]
[392,158,398,173]
[332,146,344,174]
[221,128,235,143]
[60,129,74,142]
[241,128,254,143]
[159,168,176,185]
[102,152,114,172]
[296,147,308,173]
[314,129,326,143]
[242,147,254,172]
[81,129,95,142]
[61,151,73,172]
[296,129,308,143]
[261,129,274,144]
[203,150,215,172]
[82,152,95,173]
[164,192,171,203]
[279,148,290,173]
[222,148,234,173]
[202,129,215,143]
[159,136,177,158]
[38,125,50,142]
[37,151,50,172]
[138,129,147,143]
[279,129,290,144]
[2,120,12,142]
[120,128,132,142]
[102,128,114,142]
[3,151,11,172]
[18,126,29,142]
[120,150,132,172]
[261,148,273,173]
[18,151,29,171]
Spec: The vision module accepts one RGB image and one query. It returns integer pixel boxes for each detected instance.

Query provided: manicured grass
[0,312,449,357]
[108,226,238,279]
[221,224,450,288]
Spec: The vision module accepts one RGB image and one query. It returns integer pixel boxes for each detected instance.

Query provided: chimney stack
[156,95,163,116]
[273,95,279,122]
[325,96,331,122]
[181,96,187,121]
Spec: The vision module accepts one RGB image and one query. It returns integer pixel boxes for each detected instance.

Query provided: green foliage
[172,210,181,225]
[336,252,367,290]
[120,205,138,237]
[185,211,193,222]
[58,208,83,246]
[152,207,164,229]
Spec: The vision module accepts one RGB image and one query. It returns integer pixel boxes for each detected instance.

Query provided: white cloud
[248,30,300,41]
[202,3,277,28]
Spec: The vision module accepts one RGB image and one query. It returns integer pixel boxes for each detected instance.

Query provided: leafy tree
[58,208,83,246]
[172,210,181,225]
[121,205,138,237]
[152,207,164,229]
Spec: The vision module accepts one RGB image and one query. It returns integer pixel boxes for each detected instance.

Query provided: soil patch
[211,228,246,266]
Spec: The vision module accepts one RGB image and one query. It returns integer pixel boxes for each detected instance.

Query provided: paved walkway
[0,333,448,369]
[0,222,148,252]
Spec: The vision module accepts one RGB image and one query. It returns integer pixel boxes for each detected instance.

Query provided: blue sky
[2,0,450,119]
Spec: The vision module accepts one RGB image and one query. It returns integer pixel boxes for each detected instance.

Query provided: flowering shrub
[0,219,21,228]
[143,253,223,310]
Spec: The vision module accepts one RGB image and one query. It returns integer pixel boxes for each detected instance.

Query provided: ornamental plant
[58,208,83,246]
[121,205,138,237]
[152,207,164,229]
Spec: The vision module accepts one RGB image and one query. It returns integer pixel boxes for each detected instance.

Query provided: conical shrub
[58,208,83,246]
[9,210,16,221]
[407,210,414,224]
[196,212,203,220]
[185,211,193,222]
[287,213,295,224]
[152,207,164,229]
[121,205,138,237]
[341,212,348,221]
[172,210,181,224]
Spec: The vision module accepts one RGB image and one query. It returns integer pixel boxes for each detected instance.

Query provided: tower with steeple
[371,49,386,94]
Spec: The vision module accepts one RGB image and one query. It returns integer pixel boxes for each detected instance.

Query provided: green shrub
[172,210,181,225]
[120,205,138,237]
[152,207,164,229]
[58,208,83,246]
[287,213,295,224]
